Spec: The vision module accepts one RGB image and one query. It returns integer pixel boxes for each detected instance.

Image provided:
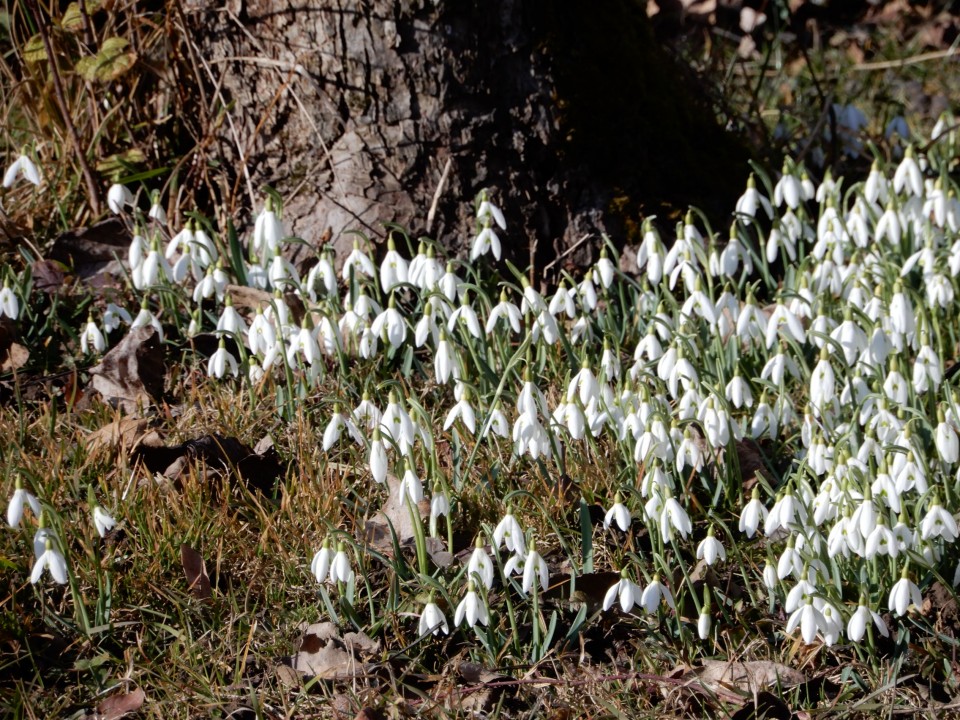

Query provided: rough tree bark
[184,0,749,273]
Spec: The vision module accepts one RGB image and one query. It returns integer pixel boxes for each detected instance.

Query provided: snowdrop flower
[353,392,382,431]
[371,296,407,349]
[31,537,68,585]
[215,295,247,338]
[287,320,321,367]
[549,281,576,318]
[247,307,277,358]
[79,315,105,355]
[467,537,494,589]
[147,190,167,225]
[322,405,363,451]
[379,235,409,293]
[481,403,510,439]
[603,570,643,613]
[92,504,116,539]
[863,160,889,205]
[472,194,506,261]
[920,497,958,542]
[765,303,805,348]
[429,483,450,534]
[763,556,778,591]
[595,248,615,288]
[419,599,449,636]
[893,145,923,196]
[888,569,922,616]
[735,174,773,219]
[311,539,332,583]
[306,251,337,299]
[368,427,388,484]
[455,580,488,628]
[107,183,134,214]
[3,151,41,188]
[493,510,525,556]
[443,386,477,435]
[765,490,806,536]
[471,224,502,262]
[520,542,549,596]
[328,542,355,585]
[777,538,803,580]
[0,279,19,320]
[874,202,902,247]
[698,602,712,640]
[477,193,507,231]
[252,199,284,262]
[448,296,482,339]
[640,574,675,613]
[604,494,631,532]
[103,303,131,334]
[864,516,898,559]
[774,161,803,209]
[739,488,768,538]
[207,339,239,379]
[341,240,376,280]
[398,460,424,504]
[380,392,416,453]
[660,492,692,542]
[7,478,41,529]
[268,251,300,291]
[936,411,959,464]
[696,528,726,565]
[847,595,889,642]
[786,597,826,645]
[131,302,163,341]
[725,370,753,409]
[486,289,523,335]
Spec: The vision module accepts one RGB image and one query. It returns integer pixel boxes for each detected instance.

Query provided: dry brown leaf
[451,663,511,713]
[31,259,68,294]
[85,417,154,456]
[291,622,374,680]
[88,326,166,414]
[0,318,28,372]
[180,544,212,600]
[364,473,430,555]
[97,687,145,719]
[688,659,805,696]
[0,342,28,373]
[225,284,304,324]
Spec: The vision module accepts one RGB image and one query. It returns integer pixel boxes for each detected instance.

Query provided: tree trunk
[185,0,749,273]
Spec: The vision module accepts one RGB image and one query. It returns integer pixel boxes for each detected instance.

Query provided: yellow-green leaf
[21,34,47,63]
[96,148,147,174]
[75,37,136,82]
[61,3,85,33]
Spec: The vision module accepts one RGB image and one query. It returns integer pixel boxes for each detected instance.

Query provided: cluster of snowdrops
[6,112,960,655]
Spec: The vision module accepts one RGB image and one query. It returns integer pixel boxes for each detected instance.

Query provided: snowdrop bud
[328,542,355,585]
[698,587,712,640]
[311,539,332,583]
